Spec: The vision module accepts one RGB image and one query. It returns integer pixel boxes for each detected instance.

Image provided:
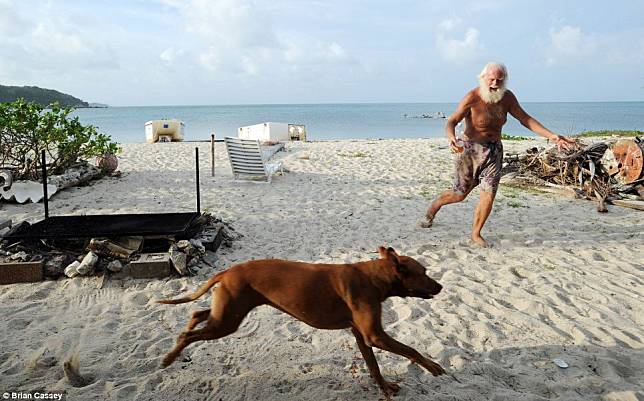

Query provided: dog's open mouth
[409,290,434,299]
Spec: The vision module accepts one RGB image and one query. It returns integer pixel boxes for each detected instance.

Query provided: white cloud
[163,0,355,80]
[0,2,118,81]
[550,26,595,56]
[199,47,222,72]
[164,0,278,49]
[160,47,184,66]
[0,0,29,36]
[544,25,595,65]
[436,27,484,62]
[438,17,461,32]
[284,40,349,65]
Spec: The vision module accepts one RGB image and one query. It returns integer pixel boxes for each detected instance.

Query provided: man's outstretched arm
[507,91,576,150]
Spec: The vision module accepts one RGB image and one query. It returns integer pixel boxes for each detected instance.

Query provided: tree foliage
[0,85,88,108]
[0,99,120,180]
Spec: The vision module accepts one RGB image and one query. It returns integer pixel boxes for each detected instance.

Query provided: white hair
[478,62,508,82]
[478,62,508,103]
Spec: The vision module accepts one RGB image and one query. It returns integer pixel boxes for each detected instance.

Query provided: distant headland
[0,84,107,108]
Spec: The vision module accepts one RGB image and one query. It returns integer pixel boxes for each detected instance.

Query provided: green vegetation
[0,99,120,180]
[500,186,520,198]
[501,133,532,141]
[419,186,434,199]
[507,200,527,208]
[0,85,88,108]
[574,130,643,138]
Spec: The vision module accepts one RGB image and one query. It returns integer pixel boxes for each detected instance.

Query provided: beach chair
[224,137,283,182]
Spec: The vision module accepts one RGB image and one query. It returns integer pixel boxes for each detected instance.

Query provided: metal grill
[3,212,199,240]
[2,148,203,241]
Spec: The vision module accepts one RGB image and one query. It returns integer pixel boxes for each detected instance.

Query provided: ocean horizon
[71,101,644,144]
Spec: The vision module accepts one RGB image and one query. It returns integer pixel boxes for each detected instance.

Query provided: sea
[71,102,644,144]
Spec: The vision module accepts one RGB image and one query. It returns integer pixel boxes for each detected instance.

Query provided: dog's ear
[391,256,408,277]
[380,247,408,276]
[378,246,388,258]
[378,246,399,259]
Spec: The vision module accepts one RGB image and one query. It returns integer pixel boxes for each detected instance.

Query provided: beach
[0,138,642,401]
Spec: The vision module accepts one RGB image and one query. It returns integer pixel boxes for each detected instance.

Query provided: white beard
[478,80,507,104]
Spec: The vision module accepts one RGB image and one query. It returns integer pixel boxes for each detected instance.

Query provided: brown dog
[157,246,445,399]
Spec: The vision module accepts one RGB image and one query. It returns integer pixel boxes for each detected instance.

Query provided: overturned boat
[145,119,185,143]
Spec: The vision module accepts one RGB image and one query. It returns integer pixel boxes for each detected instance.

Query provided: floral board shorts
[452,140,503,195]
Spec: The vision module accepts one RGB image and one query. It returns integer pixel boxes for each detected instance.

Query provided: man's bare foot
[470,235,489,248]
[418,212,435,228]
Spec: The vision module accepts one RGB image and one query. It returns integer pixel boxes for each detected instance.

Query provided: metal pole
[195,147,201,214]
[41,150,49,219]
[210,133,215,177]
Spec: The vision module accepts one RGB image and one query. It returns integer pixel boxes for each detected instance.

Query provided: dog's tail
[156,272,225,305]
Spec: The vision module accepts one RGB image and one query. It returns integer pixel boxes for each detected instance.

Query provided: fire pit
[3,148,203,241]
[0,148,231,284]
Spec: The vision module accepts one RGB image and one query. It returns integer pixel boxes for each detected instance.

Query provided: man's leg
[471,140,503,246]
[421,143,474,228]
[420,189,468,228]
[471,190,496,247]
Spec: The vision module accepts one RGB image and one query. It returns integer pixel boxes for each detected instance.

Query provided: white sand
[0,138,642,401]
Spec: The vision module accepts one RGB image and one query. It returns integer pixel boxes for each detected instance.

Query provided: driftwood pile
[502,138,644,212]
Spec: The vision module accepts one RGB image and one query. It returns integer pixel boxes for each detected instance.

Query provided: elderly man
[420,62,575,247]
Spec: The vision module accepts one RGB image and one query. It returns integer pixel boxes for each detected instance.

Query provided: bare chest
[470,103,508,129]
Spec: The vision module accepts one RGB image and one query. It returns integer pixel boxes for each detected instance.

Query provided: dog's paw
[421,359,446,376]
[426,361,445,376]
[160,354,175,369]
[381,381,401,400]
[417,216,434,228]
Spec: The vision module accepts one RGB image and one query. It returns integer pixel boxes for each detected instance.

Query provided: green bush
[501,133,532,141]
[0,99,120,180]
[574,130,643,138]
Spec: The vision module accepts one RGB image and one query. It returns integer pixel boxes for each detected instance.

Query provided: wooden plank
[0,261,43,285]
[609,199,644,211]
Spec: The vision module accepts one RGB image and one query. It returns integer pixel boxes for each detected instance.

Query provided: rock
[10,251,28,261]
[553,358,569,368]
[44,254,71,278]
[176,240,191,249]
[177,240,199,257]
[129,253,172,278]
[106,260,123,273]
[189,239,206,254]
[64,261,81,278]
[169,245,188,276]
[76,252,98,275]
[188,257,199,267]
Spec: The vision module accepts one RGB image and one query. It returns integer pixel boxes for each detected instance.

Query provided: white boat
[145,119,185,143]
[238,122,290,142]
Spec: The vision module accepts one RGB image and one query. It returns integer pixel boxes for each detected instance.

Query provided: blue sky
[1,0,643,106]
